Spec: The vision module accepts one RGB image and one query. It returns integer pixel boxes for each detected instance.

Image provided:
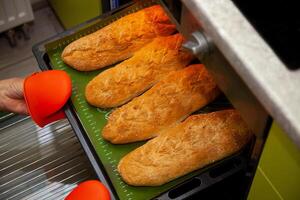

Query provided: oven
[32,0,300,199]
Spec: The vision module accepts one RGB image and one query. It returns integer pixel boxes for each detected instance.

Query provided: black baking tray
[32,1,252,199]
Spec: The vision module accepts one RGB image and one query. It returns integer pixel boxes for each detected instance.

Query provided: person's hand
[0,78,28,115]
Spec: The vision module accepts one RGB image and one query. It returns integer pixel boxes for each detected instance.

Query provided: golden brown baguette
[85,34,193,108]
[61,5,176,71]
[118,109,252,186]
[102,64,220,144]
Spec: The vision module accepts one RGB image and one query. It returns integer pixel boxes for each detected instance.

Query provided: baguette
[61,5,176,71]
[85,34,193,108]
[102,64,220,144]
[118,109,252,186]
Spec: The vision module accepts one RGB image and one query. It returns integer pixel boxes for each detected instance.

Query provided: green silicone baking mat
[43,1,233,199]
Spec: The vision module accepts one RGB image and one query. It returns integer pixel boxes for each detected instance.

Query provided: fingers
[0,77,25,99]
[8,77,25,99]
[13,100,29,115]
[2,99,29,115]
[0,77,28,115]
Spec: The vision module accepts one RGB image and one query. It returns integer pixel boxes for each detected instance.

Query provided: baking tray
[32,1,250,199]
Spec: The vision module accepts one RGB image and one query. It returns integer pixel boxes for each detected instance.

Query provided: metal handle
[182,31,211,59]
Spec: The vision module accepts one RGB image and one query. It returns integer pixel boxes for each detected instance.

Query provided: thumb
[10,100,29,115]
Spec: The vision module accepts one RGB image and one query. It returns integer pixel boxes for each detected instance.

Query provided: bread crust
[61,5,176,71]
[85,34,193,108]
[102,64,220,144]
[118,109,252,186]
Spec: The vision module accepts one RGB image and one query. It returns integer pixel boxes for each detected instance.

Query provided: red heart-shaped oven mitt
[65,180,110,200]
[24,70,72,127]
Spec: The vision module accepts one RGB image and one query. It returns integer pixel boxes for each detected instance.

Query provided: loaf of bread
[102,64,220,144]
[61,5,176,71]
[118,109,252,186]
[85,34,193,108]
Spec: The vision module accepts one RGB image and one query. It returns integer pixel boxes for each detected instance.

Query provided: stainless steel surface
[0,117,95,200]
[0,113,14,123]
[176,1,269,138]
[181,0,300,147]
